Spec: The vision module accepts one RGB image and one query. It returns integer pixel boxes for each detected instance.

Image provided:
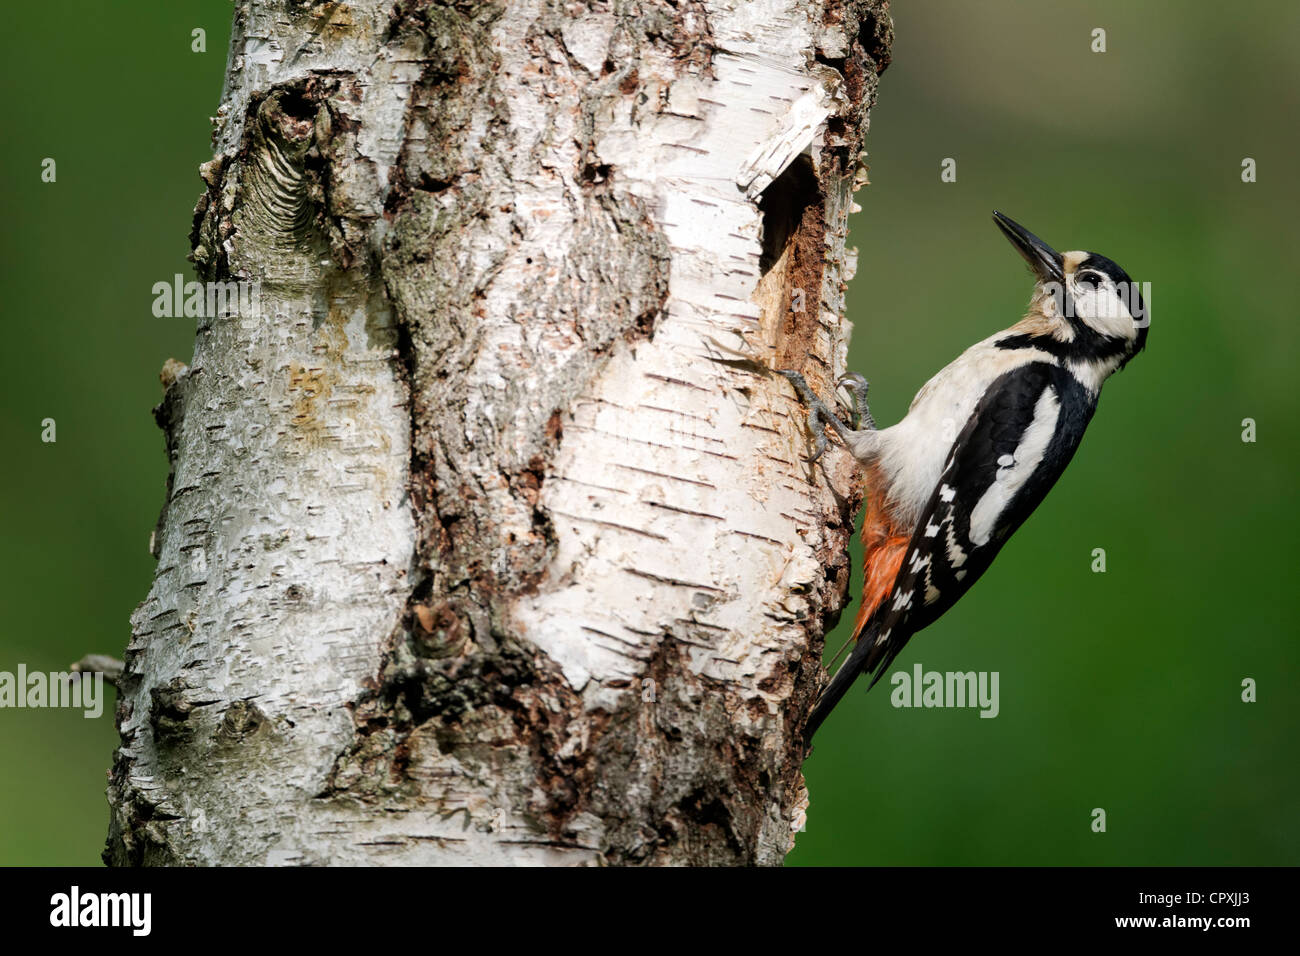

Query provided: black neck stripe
[995,329,1131,362]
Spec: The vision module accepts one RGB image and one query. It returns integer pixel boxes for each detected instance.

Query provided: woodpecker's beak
[993,211,1063,284]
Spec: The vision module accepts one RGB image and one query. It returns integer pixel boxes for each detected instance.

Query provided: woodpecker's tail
[803,624,882,743]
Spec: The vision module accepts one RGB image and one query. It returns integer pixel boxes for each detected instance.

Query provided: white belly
[872,336,1054,528]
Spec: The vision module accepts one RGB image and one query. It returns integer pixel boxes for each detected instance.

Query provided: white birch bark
[107,0,891,866]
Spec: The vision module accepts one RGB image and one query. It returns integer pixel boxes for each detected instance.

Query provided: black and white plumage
[791,212,1148,740]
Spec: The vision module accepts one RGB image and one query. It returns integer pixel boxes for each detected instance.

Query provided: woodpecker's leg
[838,372,875,431]
[776,370,858,463]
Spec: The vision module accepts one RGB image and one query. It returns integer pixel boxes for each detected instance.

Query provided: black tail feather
[804,624,890,743]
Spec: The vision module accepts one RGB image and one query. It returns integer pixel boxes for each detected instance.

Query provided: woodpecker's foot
[777,369,850,463]
[837,372,875,431]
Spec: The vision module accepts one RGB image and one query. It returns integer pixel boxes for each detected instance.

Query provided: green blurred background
[1,1,1295,865]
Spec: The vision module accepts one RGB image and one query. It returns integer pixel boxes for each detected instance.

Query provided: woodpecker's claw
[776,369,847,463]
[804,404,829,463]
[837,372,875,431]
[776,369,819,407]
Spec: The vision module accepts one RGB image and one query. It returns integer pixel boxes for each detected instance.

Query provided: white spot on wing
[940,484,955,502]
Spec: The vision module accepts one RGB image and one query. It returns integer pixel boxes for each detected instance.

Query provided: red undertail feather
[853,463,909,643]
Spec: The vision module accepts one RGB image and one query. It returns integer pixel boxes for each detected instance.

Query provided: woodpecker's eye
[1076,270,1106,287]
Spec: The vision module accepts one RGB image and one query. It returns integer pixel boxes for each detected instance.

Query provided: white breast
[873,334,1055,529]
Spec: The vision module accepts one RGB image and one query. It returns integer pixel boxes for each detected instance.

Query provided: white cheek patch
[1072,279,1137,340]
[968,387,1060,547]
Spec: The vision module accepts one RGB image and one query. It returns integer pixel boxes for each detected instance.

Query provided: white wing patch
[968,386,1060,547]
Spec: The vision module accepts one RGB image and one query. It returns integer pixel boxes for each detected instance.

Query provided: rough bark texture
[107,0,891,866]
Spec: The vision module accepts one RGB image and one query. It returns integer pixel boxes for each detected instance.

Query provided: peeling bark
[108,0,891,866]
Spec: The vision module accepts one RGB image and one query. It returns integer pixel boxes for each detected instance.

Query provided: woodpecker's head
[993,211,1148,375]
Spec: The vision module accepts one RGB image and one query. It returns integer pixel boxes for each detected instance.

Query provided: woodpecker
[782,211,1147,740]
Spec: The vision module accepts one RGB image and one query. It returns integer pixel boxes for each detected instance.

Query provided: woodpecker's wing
[806,360,1096,737]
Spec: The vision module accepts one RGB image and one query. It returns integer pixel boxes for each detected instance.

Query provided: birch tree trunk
[106,0,891,866]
